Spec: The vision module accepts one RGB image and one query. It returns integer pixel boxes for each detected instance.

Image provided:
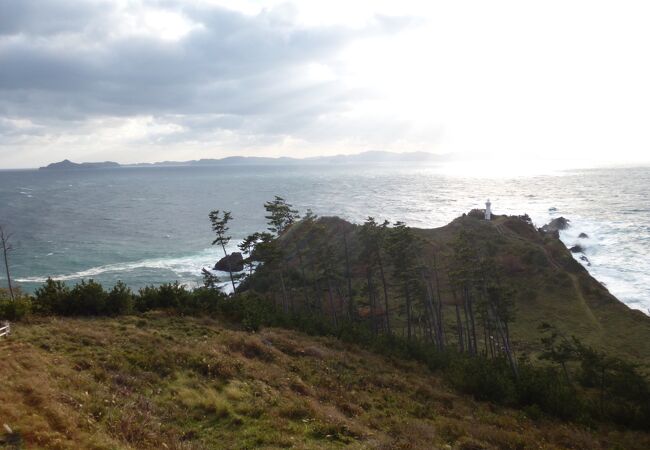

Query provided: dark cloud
[0,0,414,160]
[0,0,111,36]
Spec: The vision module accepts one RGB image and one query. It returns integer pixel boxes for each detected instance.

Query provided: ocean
[1,163,649,314]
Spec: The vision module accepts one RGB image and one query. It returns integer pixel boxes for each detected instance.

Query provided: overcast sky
[1,0,650,169]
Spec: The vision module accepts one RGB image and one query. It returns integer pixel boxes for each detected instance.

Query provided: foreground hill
[1,314,648,449]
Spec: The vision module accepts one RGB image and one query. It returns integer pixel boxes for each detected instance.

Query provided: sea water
[1,163,649,313]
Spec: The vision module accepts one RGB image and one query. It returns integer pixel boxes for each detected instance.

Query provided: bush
[107,281,134,315]
[67,279,108,315]
[134,285,160,312]
[215,292,274,332]
[33,278,69,315]
[135,282,192,311]
[447,356,516,404]
[515,362,582,420]
[0,288,32,321]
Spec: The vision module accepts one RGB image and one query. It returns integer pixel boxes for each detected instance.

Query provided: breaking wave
[15,247,229,284]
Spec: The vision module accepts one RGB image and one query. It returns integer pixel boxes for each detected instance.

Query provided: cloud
[0,0,416,166]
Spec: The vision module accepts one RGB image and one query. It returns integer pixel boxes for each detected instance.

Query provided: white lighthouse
[485,199,492,221]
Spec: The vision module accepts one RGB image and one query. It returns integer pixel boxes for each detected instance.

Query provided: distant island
[39,159,122,170]
[38,151,451,170]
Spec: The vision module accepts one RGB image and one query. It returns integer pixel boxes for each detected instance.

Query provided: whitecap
[15,244,244,285]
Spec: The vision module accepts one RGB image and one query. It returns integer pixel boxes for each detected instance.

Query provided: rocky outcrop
[578,232,589,239]
[214,252,244,272]
[540,217,570,235]
[570,244,585,253]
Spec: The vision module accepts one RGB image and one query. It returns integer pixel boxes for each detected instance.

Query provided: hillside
[418,213,650,367]
[1,314,648,449]
[268,212,650,370]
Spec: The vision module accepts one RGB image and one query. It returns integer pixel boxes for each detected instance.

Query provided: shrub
[216,292,274,332]
[0,288,32,320]
[67,279,108,315]
[107,281,134,315]
[33,278,110,316]
[515,363,582,420]
[32,278,69,315]
[135,282,191,311]
[134,285,159,312]
[447,356,516,404]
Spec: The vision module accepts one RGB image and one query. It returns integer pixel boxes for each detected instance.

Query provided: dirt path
[568,273,602,330]
[494,222,600,328]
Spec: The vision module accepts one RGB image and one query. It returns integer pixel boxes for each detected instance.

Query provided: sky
[1,0,650,169]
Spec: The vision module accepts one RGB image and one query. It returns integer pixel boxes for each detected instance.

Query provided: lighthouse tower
[485,199,492,221]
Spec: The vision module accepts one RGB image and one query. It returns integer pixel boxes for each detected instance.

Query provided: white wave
[557,216,650,315]
[15,247,232,284]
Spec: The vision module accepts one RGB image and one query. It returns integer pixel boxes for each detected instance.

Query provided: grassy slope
[1,314,649,450]
[279,214,650,370]
[418,214,650,368]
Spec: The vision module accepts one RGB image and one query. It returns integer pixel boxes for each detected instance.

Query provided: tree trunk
[600,366,606,417]
[297,245,311,310]
[405,281,412,341]
[377,253,391,335]
[220,242,237,293]
[279,271,289,314]
[343,232,354,321]
[432,254,445,348]
[561,362,572,386]
[367,268,377,336]
[489,305,518,379]
[466,288,478,355]
[327,277,338,329]
[0,230,14,301]
[483,317,489,356]
[455,303,465,353]
[421,271,439,348]
[462,293,474,355]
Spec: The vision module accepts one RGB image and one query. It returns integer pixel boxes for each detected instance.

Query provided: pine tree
[386,221,418,341]
[360,217,392,334]
[239,232,261,276]
[209,210,236,292]
[264,196,300,235]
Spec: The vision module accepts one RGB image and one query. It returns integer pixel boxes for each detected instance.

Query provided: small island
[39,159,121,170]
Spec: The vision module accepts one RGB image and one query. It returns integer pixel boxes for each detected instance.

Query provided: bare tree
[0,225,15,301]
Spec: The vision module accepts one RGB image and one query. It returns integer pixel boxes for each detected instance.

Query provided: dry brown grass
[0,315,648,449]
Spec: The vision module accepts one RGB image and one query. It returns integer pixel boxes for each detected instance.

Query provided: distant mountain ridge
[39,151,451,170]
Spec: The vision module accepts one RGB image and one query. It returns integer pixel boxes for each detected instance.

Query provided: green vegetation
[1,198,650,447]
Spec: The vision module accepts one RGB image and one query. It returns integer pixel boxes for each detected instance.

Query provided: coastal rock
[580,255,591,266]
[214,252,244,272]
[541,217,570,234]
[578,232,589,239]
[570,244,585,253]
